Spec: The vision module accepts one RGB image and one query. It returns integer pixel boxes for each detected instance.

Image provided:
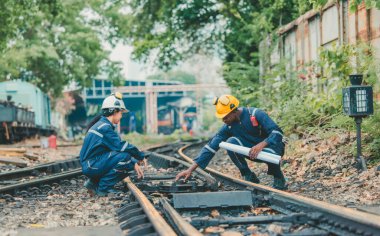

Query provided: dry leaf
[29,224,44,228]
[204,226,225,234]
[247,225,257,232]
[267,224,283,234]
[251,207,272,215]
[221,231,243,236]
[210,209,220,218]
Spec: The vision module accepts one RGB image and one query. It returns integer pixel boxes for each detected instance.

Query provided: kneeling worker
[80,92,145,196]
[176,94,287,190]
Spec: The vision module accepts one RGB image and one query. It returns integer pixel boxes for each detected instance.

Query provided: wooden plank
[24,153,39,161]
[0,147,27,153]
[0,147,27,157]
[0,157,28,167]
[0,151,25,157]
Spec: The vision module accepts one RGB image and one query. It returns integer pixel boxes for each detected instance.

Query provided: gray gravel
[0,176,124,236]
[183,139,380,207]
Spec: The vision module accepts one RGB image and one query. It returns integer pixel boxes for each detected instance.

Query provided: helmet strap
[102,108,121,117]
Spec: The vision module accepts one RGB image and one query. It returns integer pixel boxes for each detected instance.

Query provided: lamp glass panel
[355,89,367,112]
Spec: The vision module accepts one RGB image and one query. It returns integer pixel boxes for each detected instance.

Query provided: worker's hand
[249,142,267,160]
[137,159,147,166]
[175,170,192,181]
[134,163,144,179]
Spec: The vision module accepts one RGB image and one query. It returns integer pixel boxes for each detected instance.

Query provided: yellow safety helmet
[213,94,239,118]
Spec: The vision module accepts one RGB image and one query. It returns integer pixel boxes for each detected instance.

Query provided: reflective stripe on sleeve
[87,161,99,169]
[263,148,276,154]
[204,144,216,154]
[89,129,103,138]
[118,160,131,165]
[121,142,129,152]
[230,137,243,146]
[97,123,109,130]
[272,130,284,137]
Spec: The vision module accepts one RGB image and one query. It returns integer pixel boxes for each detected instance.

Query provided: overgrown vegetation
[147,70,196,84]
[118,1,380,164]
[122,130,197,149]
[257,42,380,164]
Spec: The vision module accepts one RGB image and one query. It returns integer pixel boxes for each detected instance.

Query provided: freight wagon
[0,80,55,143]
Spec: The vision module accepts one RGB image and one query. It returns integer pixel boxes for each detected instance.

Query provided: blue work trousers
[225,137,284,178]
[81,152,135,192]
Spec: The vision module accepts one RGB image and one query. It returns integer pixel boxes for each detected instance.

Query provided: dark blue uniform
[194,107,285,177]
[80,116,144,192]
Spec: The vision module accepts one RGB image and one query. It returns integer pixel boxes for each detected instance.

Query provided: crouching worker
[80,92,145,196]
[176,95,287,190]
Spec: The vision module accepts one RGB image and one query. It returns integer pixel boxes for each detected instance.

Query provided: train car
[0,80,54,143]
[157,105,180,134]
[157,104,197,135]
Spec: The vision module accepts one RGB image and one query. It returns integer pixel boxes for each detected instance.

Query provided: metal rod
[190,213,307,227]
[355,117,367,171]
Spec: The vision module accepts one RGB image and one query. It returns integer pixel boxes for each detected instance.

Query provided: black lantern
[342,74,374,171]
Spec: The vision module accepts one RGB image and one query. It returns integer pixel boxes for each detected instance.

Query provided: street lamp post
[342,74,374,171]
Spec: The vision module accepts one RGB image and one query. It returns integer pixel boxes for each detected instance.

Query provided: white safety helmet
[101,92,128,112]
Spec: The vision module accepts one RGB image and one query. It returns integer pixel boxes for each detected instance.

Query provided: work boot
[243,172,260,184]
[84,179,97,196]
[272,176,288,190]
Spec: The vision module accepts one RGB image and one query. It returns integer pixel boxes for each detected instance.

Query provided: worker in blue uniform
[80,92,145,196]
[176,94,287,190]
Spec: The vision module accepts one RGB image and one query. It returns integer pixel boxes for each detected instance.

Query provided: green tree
[0,0,126,96]
[147,70,196,84]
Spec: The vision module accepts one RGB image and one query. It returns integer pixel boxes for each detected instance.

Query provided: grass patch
[122,130,197,149]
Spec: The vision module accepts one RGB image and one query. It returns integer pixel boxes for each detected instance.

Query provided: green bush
[367,138,380,164]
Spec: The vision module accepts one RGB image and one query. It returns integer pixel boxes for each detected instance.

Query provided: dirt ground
[0,135,160,172]
[0,134,165,236]
[184,131,380,208]
[0,138,82,172]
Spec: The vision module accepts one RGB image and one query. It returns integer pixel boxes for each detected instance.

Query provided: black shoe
[272,177,288,190]
[243,172,260,184]
[84,179,97,196]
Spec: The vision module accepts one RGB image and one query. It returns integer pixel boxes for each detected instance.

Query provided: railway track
[1,141,379,235]
[116,143,380,236]
[0,158,81,196]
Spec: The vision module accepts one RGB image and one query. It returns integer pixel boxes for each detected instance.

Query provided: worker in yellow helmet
[176,94,287,190]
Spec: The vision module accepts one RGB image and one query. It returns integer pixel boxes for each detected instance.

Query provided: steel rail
[124,177,177,236]
[178,143,380,235]
[0,158,81,181]
[160,198,202,236]
[0,169,82,194]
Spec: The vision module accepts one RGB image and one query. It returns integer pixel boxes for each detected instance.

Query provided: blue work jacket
[194,107,285,169]
[79,116,144,166]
